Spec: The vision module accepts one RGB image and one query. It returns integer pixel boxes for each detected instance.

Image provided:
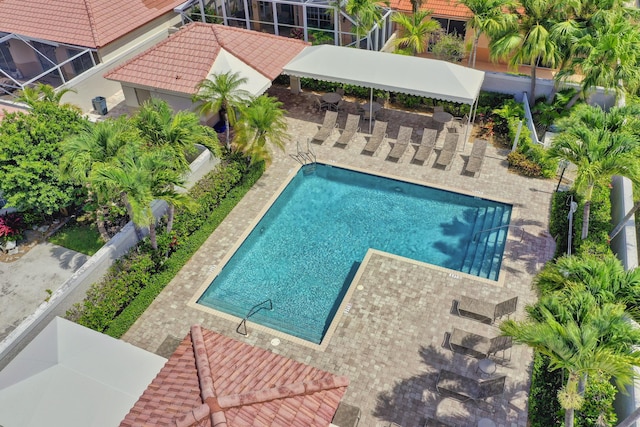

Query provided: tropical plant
[430,31,466,62]
[0,212,24,243]
[0,101,86,216]
[569,13,640,108]
[535,253,640,319]
[548,105,640,239]
[233,95,288,165]
[60,117,135,240]
[458,0,517,68]
[489,0,563,106]
[391,10,440,55]
[91,144,190,250]
[345,0,389,48]
[192,71,252,149]
[15,83,77,108]
[501,292,640,427]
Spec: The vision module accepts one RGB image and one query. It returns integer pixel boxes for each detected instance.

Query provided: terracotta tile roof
[0,0,185,48]
[389,0,473,19]
[104,23,309,95]
[120,325,349,427]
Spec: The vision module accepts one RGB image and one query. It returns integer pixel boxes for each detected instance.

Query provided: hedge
[66,158,265,338]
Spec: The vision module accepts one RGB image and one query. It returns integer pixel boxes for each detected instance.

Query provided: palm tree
[133,99,208,233]
[16,83,77,107]
[192,72,251,149]
[60,117,134,241]
[458,0,517,68]
[548,106,640,239]
[569,13,640,108]
[345,0,388,49]
[535,253,640,319]
[233,95,288,165]
[501,292,640,427]
[391,11,440,55]
[91,144,190,250]
[489,0,563,106]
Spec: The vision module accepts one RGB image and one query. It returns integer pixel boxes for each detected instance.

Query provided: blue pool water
[198,164,512,343]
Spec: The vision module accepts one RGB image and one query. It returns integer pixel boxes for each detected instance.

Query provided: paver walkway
[122,87,556,427]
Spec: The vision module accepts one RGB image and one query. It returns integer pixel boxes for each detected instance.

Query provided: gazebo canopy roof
[283,45,485,105]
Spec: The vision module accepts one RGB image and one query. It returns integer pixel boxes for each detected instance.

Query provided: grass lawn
[49,222,104,255]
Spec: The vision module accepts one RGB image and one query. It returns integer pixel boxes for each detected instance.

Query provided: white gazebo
[282,45,485,141]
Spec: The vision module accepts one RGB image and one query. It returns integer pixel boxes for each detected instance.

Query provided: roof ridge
[214,376,351,409]
[81,0,101,47]
[191,325,228,427]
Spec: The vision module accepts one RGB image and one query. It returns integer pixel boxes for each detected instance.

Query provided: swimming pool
[198,164,512,344]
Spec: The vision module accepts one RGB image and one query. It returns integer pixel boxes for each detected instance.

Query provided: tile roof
[120,325,349,427]
[389,0,473,19]
[104,23,309,95]
[0,0,185,48]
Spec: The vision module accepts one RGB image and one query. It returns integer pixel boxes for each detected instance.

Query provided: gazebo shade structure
[283,45,485,137]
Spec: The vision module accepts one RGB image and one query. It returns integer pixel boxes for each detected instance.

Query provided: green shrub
[573,184,613,257]
[66,159,265,336]
[576,373,617,427]
[529,352,563,427]
[507,151,542,177]
[549,190,580,258]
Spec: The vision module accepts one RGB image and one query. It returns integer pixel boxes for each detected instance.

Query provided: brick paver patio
[122,86,556,427]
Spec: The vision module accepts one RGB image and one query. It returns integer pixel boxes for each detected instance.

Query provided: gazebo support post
[464,96,479,151]
[369,87,374,133]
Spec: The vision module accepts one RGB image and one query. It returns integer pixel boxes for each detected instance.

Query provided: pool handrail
[236,299,273,336]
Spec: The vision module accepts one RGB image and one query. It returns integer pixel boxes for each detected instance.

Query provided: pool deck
[122,87,556,427]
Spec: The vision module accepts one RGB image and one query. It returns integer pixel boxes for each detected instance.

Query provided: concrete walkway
[0,242,87,341]
[121,87,556,426]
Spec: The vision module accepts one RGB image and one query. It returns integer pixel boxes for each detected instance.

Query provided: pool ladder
[290,139,317,169]
[236,299,273,336]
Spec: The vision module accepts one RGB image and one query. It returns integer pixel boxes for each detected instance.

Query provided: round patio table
[433,111,453,124]
[477,418,496,427]
[362,102,382,114]
[477,358,497,377]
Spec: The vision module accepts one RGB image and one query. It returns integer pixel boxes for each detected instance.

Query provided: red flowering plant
[0,212,24,243]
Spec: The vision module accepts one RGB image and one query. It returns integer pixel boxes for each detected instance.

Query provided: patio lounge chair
[447,327,513,360]
[434,133,459,170]
[455,295,518,324]
[335,114,361,148]
[464,139,488,176]
[311,110,338,144]
[362,120,388,155]
[412,128,437,164]
[387,126,412,161]
[436,369,506,404]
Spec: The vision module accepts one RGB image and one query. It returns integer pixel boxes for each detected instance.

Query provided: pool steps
[460,205,510,280]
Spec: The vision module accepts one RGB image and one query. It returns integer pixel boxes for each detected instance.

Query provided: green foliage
[507,151,542,176]
[0,212,25,243]
[549,190,580,258]
[430,31,466,62]
[308,29,334,45]
[573,184,612,257]
[0,102,87,215]
[476,91,513,115]
[66,159,265,336]
[577,373,617,427]
[48,221,104,255]
[529,352,563,427]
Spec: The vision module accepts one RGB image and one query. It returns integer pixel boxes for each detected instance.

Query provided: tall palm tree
[233,95,288,165]
[16,83,77,107]
[60,117,134,241]
[501,293,640,427]
[391,10,440,55]
[345,0,388,49]
[548,106,640,239]
[489,0,563,106]
[192,72,251,149]
[91,144,190,250]
[459,0,517,68]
